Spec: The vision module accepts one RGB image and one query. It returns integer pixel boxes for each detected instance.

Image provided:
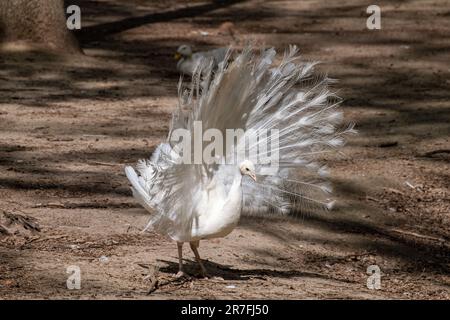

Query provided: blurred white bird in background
[126,45,355,277]
[174,44,228,76]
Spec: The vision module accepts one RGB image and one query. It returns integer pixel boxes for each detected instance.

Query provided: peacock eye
[246,168,249,171]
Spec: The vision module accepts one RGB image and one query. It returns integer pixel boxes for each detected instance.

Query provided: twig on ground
[147,277,159,294]
[87,161,120,167]
[0,224,11,235]
[33,202,66,208]
[1,210,41,232]
[388,228,446,243]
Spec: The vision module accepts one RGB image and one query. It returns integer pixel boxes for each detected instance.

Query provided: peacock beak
[174,52,182,60]
[249,173,257,182]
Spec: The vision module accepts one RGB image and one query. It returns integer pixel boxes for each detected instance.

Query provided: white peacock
[174,44,228,76]
[125,46,355,277]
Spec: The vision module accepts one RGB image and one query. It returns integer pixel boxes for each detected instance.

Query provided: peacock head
[175,44,192,60]
[239,160,257,182]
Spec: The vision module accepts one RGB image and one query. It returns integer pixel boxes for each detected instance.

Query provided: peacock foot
[175,270,189,279]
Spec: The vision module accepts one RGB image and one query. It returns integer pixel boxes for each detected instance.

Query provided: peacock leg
[175,242,187,278]
[189,240,208,277]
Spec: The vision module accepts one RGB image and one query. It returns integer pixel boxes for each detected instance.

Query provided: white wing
[199,47,228,66]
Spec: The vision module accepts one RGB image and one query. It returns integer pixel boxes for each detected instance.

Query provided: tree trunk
[0,0,81,53]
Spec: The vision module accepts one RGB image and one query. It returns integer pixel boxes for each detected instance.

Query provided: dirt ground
[0,0,449,299]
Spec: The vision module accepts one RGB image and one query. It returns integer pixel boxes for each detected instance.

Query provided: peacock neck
[196,172,243,240]
[224,173,243,214]
[230,173,243,194]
